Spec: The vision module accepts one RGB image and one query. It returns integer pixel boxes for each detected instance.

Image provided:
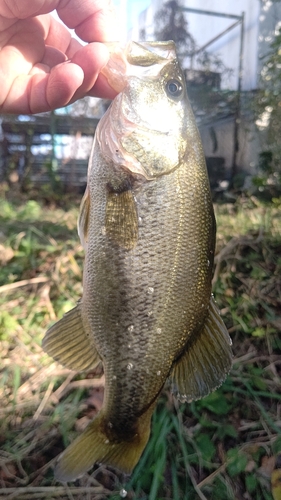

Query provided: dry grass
[0,194,281,499]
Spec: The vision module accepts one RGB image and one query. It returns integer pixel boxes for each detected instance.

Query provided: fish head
[99,41,195,180]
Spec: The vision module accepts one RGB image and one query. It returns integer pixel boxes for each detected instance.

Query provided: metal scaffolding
[180,6,245,183]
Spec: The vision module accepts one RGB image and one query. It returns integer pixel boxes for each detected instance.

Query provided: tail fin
[55,409,153,482]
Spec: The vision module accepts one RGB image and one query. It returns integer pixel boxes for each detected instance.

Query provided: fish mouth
[98,41,183,179]
[101,41,177,94]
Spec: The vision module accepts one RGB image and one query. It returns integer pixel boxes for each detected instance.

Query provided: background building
[128,0,281,188]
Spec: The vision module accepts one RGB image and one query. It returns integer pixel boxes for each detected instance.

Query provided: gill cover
[98,41,188,180]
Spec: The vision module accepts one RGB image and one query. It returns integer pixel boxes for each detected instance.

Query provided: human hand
[0,0,117,114]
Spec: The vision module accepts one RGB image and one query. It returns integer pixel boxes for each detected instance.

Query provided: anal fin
[43,303,101,372]
[171,296,233,402]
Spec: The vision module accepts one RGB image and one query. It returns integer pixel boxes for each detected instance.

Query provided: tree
[154,0,195,59]
[254,27,281,195]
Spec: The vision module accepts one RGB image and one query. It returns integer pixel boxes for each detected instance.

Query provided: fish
[42,40,233,482]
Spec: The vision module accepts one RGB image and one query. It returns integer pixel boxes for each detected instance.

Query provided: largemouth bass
[43,41,232,482]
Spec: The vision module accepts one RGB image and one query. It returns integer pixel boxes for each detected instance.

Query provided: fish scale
[43,41,232,481]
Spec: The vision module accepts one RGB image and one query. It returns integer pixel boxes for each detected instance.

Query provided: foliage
[254,27,281,195]
[153,0,195,57]
[153,0,232,77]
[0,196,281,499]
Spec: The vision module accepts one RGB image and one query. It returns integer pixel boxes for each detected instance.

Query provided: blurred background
[0,1,281,499]
[1,0,281,198]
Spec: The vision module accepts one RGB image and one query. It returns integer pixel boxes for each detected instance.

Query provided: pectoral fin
[171,297,232,402]
[105,188,138,249]
[43,303,101,372]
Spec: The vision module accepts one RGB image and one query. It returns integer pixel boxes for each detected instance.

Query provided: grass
[0,193,281,499]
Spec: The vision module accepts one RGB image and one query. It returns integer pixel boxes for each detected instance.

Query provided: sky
[113,0,151,37]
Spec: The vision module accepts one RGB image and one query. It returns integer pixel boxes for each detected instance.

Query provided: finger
[57,0,117,42]
[0,0,117,43]
[46,62,85,109]
[65,42,117,103]
[1,62,84,114]
[0,16,80,108]
[0,1,59,21]
[68,71,117,105]
[69,42,109,94]
[41,13,74,53]
[66,37,84,59]
[86,73,117,100]
[41,46,66,67]
[0,17,47,107]
[1,45,117,115]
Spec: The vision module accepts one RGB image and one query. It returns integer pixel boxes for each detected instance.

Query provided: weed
[0,196,280,499]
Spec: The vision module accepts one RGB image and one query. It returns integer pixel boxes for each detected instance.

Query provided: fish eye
[165,79,183,98]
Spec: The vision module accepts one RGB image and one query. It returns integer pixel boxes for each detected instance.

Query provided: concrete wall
[128,0,281,181]
[129,0,281,177]
[199,114,260,177]
[131,0,261,91]
[181,0,260,91]
[131,0,281,91]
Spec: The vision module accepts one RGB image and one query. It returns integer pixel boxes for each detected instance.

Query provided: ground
[0,192,280,500]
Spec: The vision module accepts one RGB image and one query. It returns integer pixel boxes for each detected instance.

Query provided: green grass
[0,195,280,499]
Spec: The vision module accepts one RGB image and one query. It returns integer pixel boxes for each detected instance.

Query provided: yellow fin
[171,297,233,402]
[78,186,90,251]
[43,303,100,371]
[105,189,138,249]
[55,408,153,482]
